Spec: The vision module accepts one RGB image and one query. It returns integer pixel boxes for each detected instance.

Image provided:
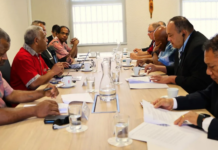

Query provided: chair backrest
[0,60,11,84]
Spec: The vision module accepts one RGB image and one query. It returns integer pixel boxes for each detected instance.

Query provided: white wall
[0,0,180,63]
[31,0,70,40]
[0,0,31,63]
[31,0,180,53]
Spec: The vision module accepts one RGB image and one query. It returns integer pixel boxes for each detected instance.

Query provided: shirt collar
[179,32,193,53]
[23,43,38,56]
[165,41,171,50]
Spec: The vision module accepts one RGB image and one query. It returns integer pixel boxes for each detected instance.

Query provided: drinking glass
[112,68,122,85]
[108,114,132,147]
[86,76,95,92]
[68,105,82,132]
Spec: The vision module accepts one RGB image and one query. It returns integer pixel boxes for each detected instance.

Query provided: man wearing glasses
[49,26,79,64]
[130,22,160,60]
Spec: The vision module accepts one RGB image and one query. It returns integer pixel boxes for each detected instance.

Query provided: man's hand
[150,75,176,84]
[62,62,70,68]
[174,111,198,126]
[136,60,145,67]
[144,63,158,74]
[150,75,170,83]
[34,100,60,118]
[152,98,174,110]
[137,51,147,56]
[71,38,79,45]
[51,62,64,75]
[153,43,162,52]
[66,56,74,65]
[44,84,59,98]
[133,48,142,53]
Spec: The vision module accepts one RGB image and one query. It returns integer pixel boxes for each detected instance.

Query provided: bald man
[137,26,176,66]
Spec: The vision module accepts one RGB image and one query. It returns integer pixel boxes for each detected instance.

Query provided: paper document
[147,125,218,150]
[143,100,189,125]
[127,77,168,89]
[129,83,168,89]
[127,77,150,84]
[61,93,93,104]
[129,122,197,150]
[24,103,68,114]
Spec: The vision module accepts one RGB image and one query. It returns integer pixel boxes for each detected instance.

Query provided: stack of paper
[127,77,168,89]
[129,100,199,150]
[61,93,93,104]
[129,122,197,150]
[142,100,190,125]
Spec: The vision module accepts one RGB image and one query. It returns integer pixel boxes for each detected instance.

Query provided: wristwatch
[197,113,211,128]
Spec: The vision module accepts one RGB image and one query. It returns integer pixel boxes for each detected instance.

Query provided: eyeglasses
[60,32,69,36]
[148,30,155,34]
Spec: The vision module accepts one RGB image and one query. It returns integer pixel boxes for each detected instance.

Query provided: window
[182,0,218,39]
[69,0,126,46]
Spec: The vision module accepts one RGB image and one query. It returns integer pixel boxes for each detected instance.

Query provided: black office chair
[0,60,11,84]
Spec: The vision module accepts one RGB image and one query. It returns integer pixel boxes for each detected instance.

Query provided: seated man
[47,24,60,45]
[32,20,69,69]
[145,16,212,93]
[158,21,166,26]
[10,26,64,90]
[49,26,79,64]
[130,22,160,60]
[152,34,218,140]
[137,26,176,66]
[0,28,59,125]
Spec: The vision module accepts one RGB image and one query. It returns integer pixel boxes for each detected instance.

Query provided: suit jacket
[47,35,53,45]
[166,31,212,93]
[176,82,218,140]
[41,49,55,69]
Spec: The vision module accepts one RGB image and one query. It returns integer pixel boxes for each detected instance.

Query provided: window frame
[181,0,218,39]
[69,0,127,47]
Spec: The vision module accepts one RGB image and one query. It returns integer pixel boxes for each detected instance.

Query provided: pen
[43,87,52,91]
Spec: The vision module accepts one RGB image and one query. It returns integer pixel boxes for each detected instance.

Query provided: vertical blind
[182,0,218,39]
[70,0,126,45]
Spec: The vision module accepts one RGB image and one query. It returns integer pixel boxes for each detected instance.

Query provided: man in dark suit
[47,25,59,45]
[151,34,218,140]
[145,16,212,93]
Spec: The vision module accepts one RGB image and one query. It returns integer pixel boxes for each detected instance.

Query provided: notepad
[61,93,93,104]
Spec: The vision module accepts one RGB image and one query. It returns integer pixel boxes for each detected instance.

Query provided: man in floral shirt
[49,26,79,64]
[0,28,60,125]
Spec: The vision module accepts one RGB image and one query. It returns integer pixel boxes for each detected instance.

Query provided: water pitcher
[99,59,116,101]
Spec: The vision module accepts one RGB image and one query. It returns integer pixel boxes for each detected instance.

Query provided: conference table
[0,52,210,150]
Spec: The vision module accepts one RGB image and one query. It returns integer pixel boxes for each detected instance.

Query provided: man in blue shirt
[144,16,212,93]
[137,26,176,66]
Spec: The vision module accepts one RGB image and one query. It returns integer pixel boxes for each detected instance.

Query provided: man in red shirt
[130,22,161,60]
[0,28,60,125]
[10,26,64,90]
